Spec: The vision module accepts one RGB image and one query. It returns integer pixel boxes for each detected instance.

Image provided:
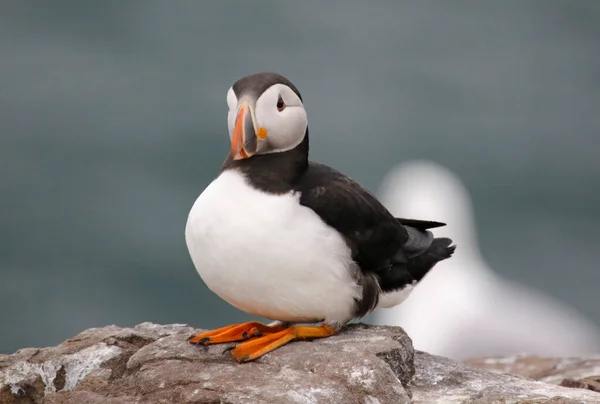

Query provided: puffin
[185,72,456,363]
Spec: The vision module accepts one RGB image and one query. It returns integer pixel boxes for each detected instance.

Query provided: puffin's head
[226,72,307,160]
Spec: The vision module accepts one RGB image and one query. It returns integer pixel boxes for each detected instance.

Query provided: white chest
[184,169,361,324]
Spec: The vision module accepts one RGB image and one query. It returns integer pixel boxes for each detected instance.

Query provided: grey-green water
[2,0,599,353]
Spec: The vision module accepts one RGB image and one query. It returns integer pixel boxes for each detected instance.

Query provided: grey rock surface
[1,322,599,404]
[466,354,600,393]
[0,323,413,404]
[415,351,600,403]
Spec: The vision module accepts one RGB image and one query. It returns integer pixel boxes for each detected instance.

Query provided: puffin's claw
[222,346,236,355]
[186,335,209,345]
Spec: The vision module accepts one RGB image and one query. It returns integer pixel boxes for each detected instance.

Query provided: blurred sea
[1,0,599,354]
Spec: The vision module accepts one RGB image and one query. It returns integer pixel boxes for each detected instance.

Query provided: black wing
[296,162,408,272]
[295,162,455,316]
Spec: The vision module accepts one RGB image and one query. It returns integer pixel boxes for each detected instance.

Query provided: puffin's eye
[276,96,286,111]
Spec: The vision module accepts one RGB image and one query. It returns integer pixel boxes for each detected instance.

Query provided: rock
[466,355,600,393]
[415,351,600,403]
[1,322,599,404]
[0,323,414,404]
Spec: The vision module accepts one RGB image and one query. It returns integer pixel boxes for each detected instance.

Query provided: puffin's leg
[228,324,339,363]
[187,321,287,345]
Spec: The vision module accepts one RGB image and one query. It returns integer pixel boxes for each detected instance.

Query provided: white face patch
[254,83,308,154]
[225,83,308,155]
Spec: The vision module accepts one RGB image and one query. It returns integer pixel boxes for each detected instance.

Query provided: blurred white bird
[371,159,600,360]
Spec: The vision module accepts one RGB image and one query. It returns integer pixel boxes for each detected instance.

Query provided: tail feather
[375,218,456,296]
[375,234,456,309]
[396,217,446,230]
[381,227,456,292]
[406,237,455,281]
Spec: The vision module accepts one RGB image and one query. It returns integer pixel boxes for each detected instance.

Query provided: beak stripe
[231,104,247,158]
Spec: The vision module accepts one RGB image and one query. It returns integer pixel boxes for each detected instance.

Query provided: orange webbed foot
[228,324,338,363]
[187,321,287,345]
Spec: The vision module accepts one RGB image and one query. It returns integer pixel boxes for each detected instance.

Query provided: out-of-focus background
[2,1,599,357]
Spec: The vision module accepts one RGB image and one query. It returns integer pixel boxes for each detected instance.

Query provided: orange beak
[231,102,258,160]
